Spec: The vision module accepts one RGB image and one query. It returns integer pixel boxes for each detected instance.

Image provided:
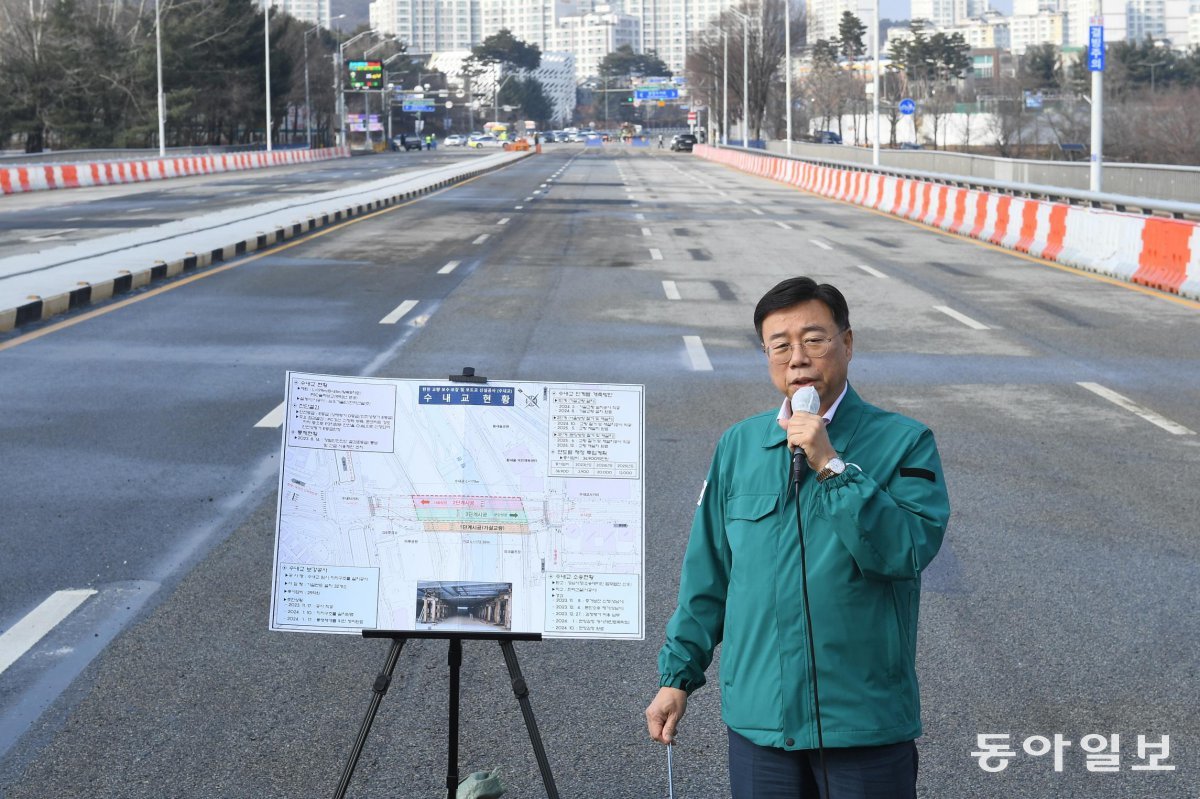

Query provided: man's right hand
[645,686,688,745]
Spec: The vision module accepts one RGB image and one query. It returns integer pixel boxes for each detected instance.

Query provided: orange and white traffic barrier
[693,144,1200,300]
[1,146,350,196]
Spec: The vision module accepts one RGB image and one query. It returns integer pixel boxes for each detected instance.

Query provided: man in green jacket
[645,277,950,798]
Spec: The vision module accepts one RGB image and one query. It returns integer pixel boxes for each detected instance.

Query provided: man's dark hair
[753,277,850,341]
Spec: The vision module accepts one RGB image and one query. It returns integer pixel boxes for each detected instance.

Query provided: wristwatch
[816,457,846,483]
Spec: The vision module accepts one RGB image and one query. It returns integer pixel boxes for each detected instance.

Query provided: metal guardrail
[749,142,1200,221]
[762,140,1200,210]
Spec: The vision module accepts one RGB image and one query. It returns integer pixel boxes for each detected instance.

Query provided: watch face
[827,458,845,473]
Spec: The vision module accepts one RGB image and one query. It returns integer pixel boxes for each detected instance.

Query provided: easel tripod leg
[332,637,407,799]
[499,640,560,799]
[447,638,462,799]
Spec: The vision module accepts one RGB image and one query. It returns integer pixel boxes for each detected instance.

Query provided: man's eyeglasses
[764,336,837,364]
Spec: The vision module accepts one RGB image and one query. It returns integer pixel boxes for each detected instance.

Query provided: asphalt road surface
[1,144,1198,799]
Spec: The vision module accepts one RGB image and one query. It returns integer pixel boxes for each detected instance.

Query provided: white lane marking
[683,336,714,371]
[127,207,152,214]
[22,229,78,242]
[750,208,765,215]
[662,280,682,300]
[380,299,419,325]
[255,402,286,428]
[1077,382,1196,435]
[855,264,889,278]
[933,305,990,330]
[718,191,729,197]
[809,239,833,251]
[0,590,97,676]
[635,213,646,220]
[497,217,510,225]
[732,198,744,205]
[533,190,542,195]
[514,205,524,210]
[540,183,548,187]
[649,248,663,260]
[775,221,791,230]
[642,227,653,237]
[438,260,461,275]
[64,216,84,222]
[473,233,490,244]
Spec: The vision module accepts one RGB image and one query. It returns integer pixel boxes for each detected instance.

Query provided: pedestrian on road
[645,276,950,799]
[658,134,664,148]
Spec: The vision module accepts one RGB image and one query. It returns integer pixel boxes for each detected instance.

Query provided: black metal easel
[331,631,559,799]
[331,368,560,799]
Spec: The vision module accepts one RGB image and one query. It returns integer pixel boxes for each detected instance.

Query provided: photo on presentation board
[416,580,514,632]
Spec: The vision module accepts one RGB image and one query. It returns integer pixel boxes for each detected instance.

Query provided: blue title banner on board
[419,386,515,406]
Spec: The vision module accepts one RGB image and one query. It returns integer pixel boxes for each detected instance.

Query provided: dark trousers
[728,728,918,799]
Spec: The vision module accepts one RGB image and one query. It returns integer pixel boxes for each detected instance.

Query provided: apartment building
[554,4,641,80]
[370,0,482,52]
[279,0,333,27]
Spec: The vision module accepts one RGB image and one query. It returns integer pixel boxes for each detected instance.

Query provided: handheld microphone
[790,386,820,486]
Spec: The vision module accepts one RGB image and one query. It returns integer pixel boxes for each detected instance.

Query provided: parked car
[443,134,466,147]
[814,130,842,144]
[392,136,423,151]
[467,135,502,148]
[670,133,697,152]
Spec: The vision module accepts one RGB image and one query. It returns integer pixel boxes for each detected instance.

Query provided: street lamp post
[729,9,750,146]
[362,40,395,149]
[872,0,881,165]
[304,14,345,149]
[155,0,165,157]
[336,29,380,148]
[1148,59,1165,93]
[784,0,792,155]
[722,31,729,145]
[263,0,272,152]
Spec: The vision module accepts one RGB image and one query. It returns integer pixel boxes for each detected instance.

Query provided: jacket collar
[761,383,864,456]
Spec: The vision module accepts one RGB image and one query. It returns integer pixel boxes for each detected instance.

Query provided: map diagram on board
[269,372,644,640]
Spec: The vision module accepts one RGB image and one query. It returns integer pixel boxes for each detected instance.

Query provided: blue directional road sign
[402,99,436,112]
[1089,25,1105,71]
[635,88,679,101]
[899,98,916,115]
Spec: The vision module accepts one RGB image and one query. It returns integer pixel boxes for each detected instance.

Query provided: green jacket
[658,385,950,750]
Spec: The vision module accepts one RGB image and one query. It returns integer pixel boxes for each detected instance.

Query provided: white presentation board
[269,372,645,640]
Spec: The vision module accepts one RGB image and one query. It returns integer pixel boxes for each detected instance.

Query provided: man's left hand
[787,412,837,470]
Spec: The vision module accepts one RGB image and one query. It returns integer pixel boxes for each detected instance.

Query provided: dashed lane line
[380,299,419,325]
[855,264,889,278]
[473,233,490,245]
[809,239,833,251]
[0,590,97,677]
[438,260,461,274]
[683,336,714,371]
[255,402,285,428]
[649,248,663,261]
[663,280,681,300]
[497,217,510,225]
[642,227,653,237]
[933,304,990,330]
[1077,382,1196,435]
[775,221,791,230]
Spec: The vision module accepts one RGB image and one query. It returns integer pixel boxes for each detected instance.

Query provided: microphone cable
[792,450,832,799]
